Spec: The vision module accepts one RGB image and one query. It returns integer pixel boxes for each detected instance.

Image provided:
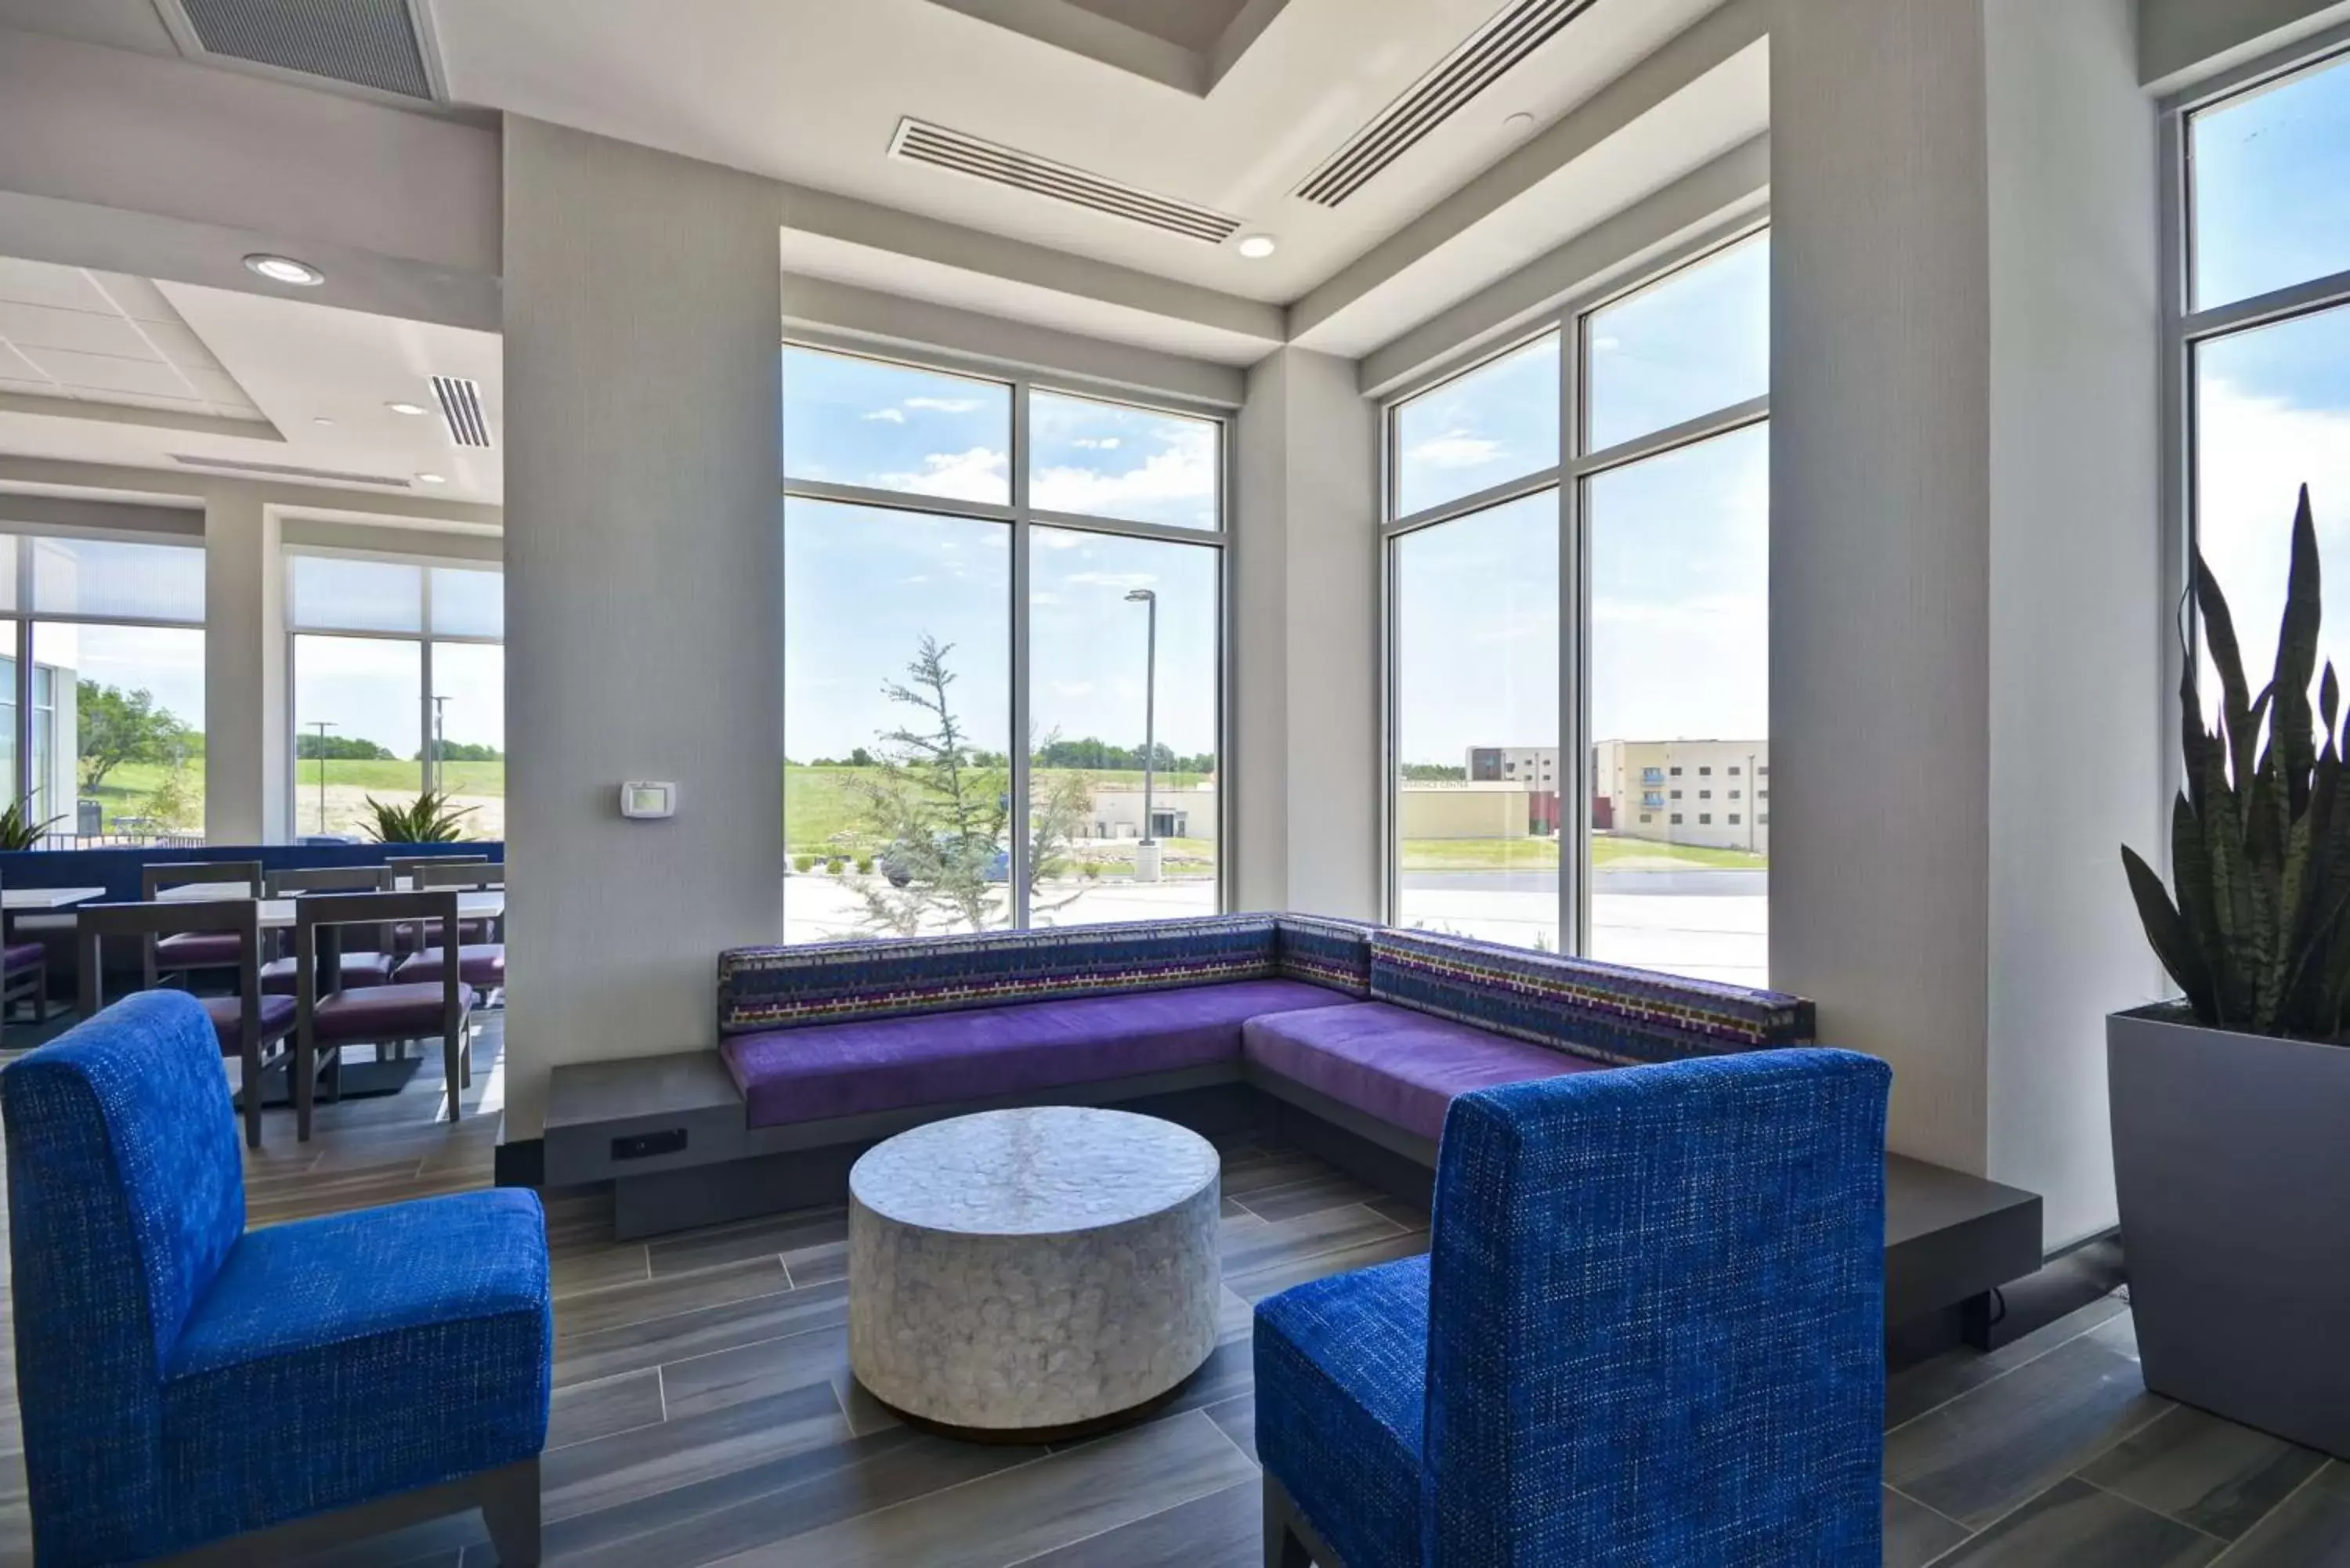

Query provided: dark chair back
[77,900,273,1149]
[140,861,263,900]
[266,866,392,952]
[416,861,504,891]
[387,855,488,891]
[295,891,467,1031]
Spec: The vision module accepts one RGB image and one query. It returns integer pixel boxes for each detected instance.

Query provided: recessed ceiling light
[1235,233,1278,259]
[414,472,447,486]
[385,401,429,417]
[1505,111,1536,132]
[244,253,324,287]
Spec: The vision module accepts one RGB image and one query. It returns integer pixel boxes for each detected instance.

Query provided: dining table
[154,885,505,930]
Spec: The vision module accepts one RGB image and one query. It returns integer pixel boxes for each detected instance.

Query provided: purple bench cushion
[1243,1002,1600,1144]
[724,978,1348,1129]
[200,995,296,1053]
[260,952,396,995]
[311,983,472,1046]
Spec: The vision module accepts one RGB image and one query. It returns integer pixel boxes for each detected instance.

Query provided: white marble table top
[851,1105,1219,1237]
[1,887,104,911]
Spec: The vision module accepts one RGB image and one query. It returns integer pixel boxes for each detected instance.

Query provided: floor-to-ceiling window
[1384,228,1769,984]
[2167,42,2350,721]
[287,553,504,840]
[782,343,1226,942]
[0,533,206,844]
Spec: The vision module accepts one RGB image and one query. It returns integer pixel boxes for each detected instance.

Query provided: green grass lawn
[783,764,1212,855]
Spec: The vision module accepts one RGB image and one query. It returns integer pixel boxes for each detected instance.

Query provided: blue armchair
[2,990,551,1567]
[1256,1049,1890,1568]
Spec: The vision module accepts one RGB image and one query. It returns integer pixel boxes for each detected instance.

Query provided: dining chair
[388,855,494,948]
[417,858,508,947]
[261,865,395,995]
[295,891,476,1138]
[0,867,60,1035]
[139,861,265,981]
[77,898,291,1149]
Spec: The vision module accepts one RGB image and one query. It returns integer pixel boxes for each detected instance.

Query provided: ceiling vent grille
[1294,0,1598,208]
[889,119,1241,244]
[178,0,435,100]
[432,375,493,449]
[171,454,416,488]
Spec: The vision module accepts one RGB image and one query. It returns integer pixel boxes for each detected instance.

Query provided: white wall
[501,116,785,1140]
[1232,348,1380,919]
[202,489,285,843]
[1770,0,1995,1178]
[1986,0,2167,1247]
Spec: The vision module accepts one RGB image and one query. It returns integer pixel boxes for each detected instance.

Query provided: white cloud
[2196,375,2350,692]
[862,407,906,424]
[1072,437,1122,450]
[1031,425,1216,525]
[873,446,1008,503]
[904,396,985,414]
[1405,431,1504,470]
[1064,570,1156,591]
[1035,530,1090,550]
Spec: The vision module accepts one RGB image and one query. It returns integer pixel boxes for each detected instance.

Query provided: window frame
[283,547,504,837]
[0,525,207,837]
[780,335,1235,930]
[1379,215,1770,950]
[2159,23,2350,822]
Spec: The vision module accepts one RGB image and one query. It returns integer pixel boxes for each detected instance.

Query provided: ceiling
[0,259,503,505]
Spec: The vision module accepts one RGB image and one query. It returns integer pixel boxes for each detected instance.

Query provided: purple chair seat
[260,952,396,995]
[394,920,493,953]
[721,978,1350,1130]
[200,994,297,1054]
[311,984,472,1046]
[5,941,42,975]
[394,945,505,989]
[157,931,244,970]
[1242,1001,1603,1144]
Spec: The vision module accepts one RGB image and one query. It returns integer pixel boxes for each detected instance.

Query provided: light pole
[1125,587,1160,882]
[431,695,450,793]
[308,721,335,835]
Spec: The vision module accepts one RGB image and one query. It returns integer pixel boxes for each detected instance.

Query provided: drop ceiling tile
[0,342,53,384]
[85,273,180,323]
[175,364,255,406]
[0,258,111,313]
[0,301,159,359]
[17,347,197,399]
[129,319,226,370]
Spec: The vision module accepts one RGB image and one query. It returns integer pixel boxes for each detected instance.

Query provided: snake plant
[2123,485,2350,1039]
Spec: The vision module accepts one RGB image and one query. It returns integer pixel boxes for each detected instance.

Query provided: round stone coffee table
[847,1105,1221,1440]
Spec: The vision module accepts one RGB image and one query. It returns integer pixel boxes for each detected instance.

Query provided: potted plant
[2114,484,2350,1458]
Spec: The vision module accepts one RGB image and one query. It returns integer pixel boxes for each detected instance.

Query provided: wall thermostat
[620,782,677,819]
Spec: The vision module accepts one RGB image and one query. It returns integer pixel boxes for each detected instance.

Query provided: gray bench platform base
[542,1053,2043,1333]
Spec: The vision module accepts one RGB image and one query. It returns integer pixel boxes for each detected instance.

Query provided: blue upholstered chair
[1256,1049,1890,1568]
[2,990,551,1567]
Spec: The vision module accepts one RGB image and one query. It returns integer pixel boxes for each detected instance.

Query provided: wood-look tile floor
[2,1015,2345,1566]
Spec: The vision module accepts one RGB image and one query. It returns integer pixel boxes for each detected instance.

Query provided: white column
[500,116,784,1140]
[201,486,284,843]
[1232,347,1379,919]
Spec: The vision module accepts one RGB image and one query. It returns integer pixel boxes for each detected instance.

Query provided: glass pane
[1393,333,1560,518]
[2194,302,2350,715]
[38,622,206,844]
[2190,52,2350,310]
[1029,391,1220,531]
[293,634,421,840]
[1392,490,1560,949]
[783,346,1010,505]
[30,537,204,622]
[430,642,504,842]
[783,498,1012,941]
[1586,231,1770,452]
[1583,425,1770,986]
[0,622,15,817]
[429,566,504,639]
[289,555,424,634]
[1029,529,1219,926]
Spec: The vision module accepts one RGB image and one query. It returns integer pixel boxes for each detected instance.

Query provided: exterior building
[1395,781,1555,840]
[1466,746,1560,792]
[1590,739,1770,854]
[1087,782,1218,844]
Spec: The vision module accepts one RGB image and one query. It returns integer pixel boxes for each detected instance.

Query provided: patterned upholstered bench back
[1369,927,1814,1066]
[719,916,1292,1033]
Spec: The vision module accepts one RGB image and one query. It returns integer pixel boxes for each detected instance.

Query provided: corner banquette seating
[1257,1049,1891,1568]
[548,915,1819,1237]
[2,990,550,1567]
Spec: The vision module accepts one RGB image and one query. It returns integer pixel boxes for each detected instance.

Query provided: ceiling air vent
[178,0,435,100]
[889,119,1241,244]
[1295,0,1599,208]
[171,455,416,489]
[432,375,493,449]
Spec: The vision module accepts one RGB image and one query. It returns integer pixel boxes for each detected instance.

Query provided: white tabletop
[2,887,106,911]
[851,1107,1218,1236]
[157,885,504,931]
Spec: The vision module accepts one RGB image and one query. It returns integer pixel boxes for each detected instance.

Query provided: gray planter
[2108,1004,2350,1458]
